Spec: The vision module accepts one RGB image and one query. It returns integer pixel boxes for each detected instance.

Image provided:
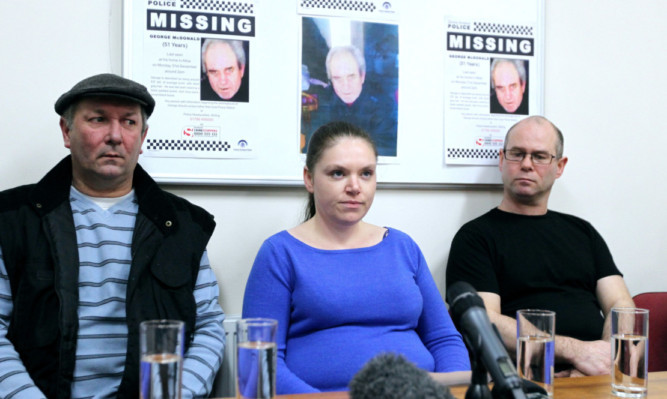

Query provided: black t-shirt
[446,208,622,342]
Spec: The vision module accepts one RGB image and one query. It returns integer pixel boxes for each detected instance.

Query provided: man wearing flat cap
[0,73,225,398]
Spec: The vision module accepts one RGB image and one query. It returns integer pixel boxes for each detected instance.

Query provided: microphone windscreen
[446,281,486,326]
[349,353,455,399]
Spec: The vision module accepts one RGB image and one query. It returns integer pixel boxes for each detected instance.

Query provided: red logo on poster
[183,127,193,137]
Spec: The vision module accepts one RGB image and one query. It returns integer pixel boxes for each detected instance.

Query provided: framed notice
[444,17,543,166]
[122,0,544,186]
[123,1,258,162]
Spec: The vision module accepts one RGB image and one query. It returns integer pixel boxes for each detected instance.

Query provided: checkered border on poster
[447,148,499,160]
[474,22,532,36]
[300,0,377,13]
[146,139,231,152]
[180,0,254,14]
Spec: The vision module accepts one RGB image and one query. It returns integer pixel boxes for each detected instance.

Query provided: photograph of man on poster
[200,38,250,103]
[489,58,529,115]
[300,17,398,157]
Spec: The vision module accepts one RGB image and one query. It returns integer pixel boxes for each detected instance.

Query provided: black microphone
[446,282,528,399]
[349,353,455,399]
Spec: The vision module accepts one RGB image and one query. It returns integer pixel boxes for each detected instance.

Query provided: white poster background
[444,17,542,165]
[123,0,257,160]
[120,1,542,186]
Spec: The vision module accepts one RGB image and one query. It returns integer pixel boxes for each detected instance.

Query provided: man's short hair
[490,58,527,89]
[201,39,247,73]
[325,45,366,80]
[505,116,564,158]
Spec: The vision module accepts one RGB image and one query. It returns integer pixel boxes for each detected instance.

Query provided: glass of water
[140,320,185,399]
[611,307,649,398]
[236,318,278,399]
[516,309,555,397]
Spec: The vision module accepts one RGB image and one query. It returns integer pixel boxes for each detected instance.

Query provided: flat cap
[54,73,155,116]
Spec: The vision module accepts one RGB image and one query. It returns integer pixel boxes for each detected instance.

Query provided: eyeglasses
[503,149,557,165]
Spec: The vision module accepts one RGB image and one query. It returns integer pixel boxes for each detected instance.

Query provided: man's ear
[140,125,149,154]
[555,156,568,179]
[60,117,72,149]
[498,148,505,173]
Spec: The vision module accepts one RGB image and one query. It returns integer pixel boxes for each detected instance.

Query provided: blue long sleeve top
[242,228,470,394]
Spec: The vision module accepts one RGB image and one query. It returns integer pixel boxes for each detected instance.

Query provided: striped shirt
[0,188,225,398]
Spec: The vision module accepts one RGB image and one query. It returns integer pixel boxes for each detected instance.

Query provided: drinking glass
[140,320,185,399]
[236,318,278,399]
[516,309,555,397]
[611,307,649,398]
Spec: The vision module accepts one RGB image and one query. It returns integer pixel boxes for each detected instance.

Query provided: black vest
[0,157,215,398]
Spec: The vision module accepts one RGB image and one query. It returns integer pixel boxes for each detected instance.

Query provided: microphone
[349,353,455,399]
[446,282,528,399]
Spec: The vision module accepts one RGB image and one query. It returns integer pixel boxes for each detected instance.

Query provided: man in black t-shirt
[446,116,634,376]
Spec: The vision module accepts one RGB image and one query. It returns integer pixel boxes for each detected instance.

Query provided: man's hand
[567,339,611,376]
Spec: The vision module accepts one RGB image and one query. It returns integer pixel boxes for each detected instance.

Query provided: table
[218,371,667,398]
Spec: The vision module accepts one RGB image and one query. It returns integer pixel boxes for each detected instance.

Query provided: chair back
[632,292,667,372]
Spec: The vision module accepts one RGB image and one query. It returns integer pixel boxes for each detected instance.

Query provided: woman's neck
[290,217,384,250]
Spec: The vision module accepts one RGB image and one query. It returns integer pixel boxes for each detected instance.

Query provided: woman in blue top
[242,121,470,394]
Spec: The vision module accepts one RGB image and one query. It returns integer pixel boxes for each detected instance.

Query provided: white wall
[1,1,665,317]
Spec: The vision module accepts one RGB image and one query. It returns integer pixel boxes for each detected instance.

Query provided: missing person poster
[298,1,400,159]
[123,0,257,159]
[444,17,542,165]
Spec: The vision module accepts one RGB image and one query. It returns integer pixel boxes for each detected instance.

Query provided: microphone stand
[463,336,530,399]
[465,352,491,399]
[463,334,492,399]
[492,383,529,399]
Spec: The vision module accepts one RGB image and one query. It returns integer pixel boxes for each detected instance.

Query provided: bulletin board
[122,0,544,187]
